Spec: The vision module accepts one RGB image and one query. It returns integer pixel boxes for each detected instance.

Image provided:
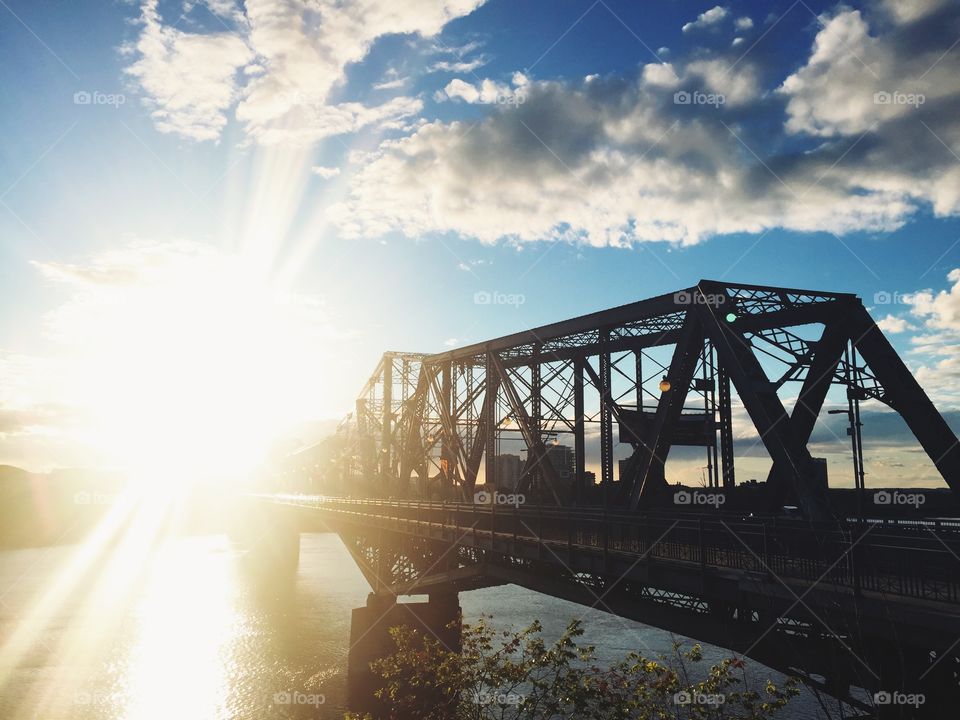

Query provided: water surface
[0,533,829,718]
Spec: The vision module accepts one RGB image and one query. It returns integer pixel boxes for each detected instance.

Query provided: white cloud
[734,16,753,31]
[455,258,489,271]
[878,0,951,24]
[124,0,254,141]
[780,9,960,137]
[686,59,758,105]
[890,271,960,408]
[778,5,960,217]
[731,37,744,47]
[0,350,64,442]
[877,314,911,333]
[323,0,960,248]
[682,5,728,33]
[124,0,960,251]
[641,62,679,88]
[442,78,481,103]
[429,57,488,73]
[440,76,525,104]
[182,0,245,23]
[311,165,341,179]
[907,270,960,331]
[235,0,485,144]
[330,74,914,246]
[127,0,487,143]
[643,59,756,102]
[373,77,408,90]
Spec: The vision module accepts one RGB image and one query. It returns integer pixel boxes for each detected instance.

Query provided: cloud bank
[329,1,960,246]
[125,1,960,247]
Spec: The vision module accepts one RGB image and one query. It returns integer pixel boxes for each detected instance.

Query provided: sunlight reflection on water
[0,533,824,719]
[0,533,369,720]
[122,538,238,720]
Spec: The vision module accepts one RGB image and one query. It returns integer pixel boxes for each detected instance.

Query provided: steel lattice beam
[326,280,959,518]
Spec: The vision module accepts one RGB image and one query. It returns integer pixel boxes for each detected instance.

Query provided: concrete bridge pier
[347,591,461,717]
[866,640,957,719]
[822,661,852,705]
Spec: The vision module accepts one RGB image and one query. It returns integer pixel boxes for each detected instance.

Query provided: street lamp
[829,407,865,518]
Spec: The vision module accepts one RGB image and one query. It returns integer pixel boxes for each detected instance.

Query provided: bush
[346,616,798,719]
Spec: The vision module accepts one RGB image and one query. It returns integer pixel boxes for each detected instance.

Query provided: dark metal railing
[272,495,960,605]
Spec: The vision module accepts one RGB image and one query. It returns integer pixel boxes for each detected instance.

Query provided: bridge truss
[334,280,960,521]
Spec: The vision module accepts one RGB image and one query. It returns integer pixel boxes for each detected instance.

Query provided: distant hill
[0,464,31,481]
[0,465,125,548]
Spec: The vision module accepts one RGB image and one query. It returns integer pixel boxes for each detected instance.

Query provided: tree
[346,616,798,719]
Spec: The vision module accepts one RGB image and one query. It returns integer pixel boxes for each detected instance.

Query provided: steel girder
[846,305,960,487]
[763,320,849,504]
[333,281,959,518]
[622,309,705,509]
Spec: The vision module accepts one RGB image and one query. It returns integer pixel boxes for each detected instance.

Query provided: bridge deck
[264,495,960,706]
[277,496,960,628]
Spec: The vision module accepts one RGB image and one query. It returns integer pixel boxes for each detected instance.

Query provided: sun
[49,243,330,489]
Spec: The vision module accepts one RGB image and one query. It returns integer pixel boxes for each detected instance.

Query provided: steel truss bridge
[274,281,960,717]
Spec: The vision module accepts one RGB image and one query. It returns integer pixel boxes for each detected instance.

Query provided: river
[0,533,832,718]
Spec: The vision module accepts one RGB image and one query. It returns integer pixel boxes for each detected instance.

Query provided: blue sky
[2,0,960,486]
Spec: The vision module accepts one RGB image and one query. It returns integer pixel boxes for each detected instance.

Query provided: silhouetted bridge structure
[264,281,960,718]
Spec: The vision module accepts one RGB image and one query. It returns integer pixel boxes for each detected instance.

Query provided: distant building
[518,444,575,498]
[494,453,523,490]
[544,444,575,483]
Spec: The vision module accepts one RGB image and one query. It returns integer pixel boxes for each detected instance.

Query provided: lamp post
[829,405,865,521]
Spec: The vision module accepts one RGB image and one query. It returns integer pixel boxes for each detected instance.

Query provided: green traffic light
[725,312,737,322]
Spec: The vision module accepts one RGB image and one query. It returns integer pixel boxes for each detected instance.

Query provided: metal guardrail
[273,495,960,605]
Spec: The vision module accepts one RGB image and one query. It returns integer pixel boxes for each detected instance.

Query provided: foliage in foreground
[346,616,799,719]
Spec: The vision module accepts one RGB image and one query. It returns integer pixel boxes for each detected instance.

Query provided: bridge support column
[821,643,852,701]
[865,640,957,720]
[347,591,461,717]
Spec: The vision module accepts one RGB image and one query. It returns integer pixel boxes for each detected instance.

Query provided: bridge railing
[287,497,960,605]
